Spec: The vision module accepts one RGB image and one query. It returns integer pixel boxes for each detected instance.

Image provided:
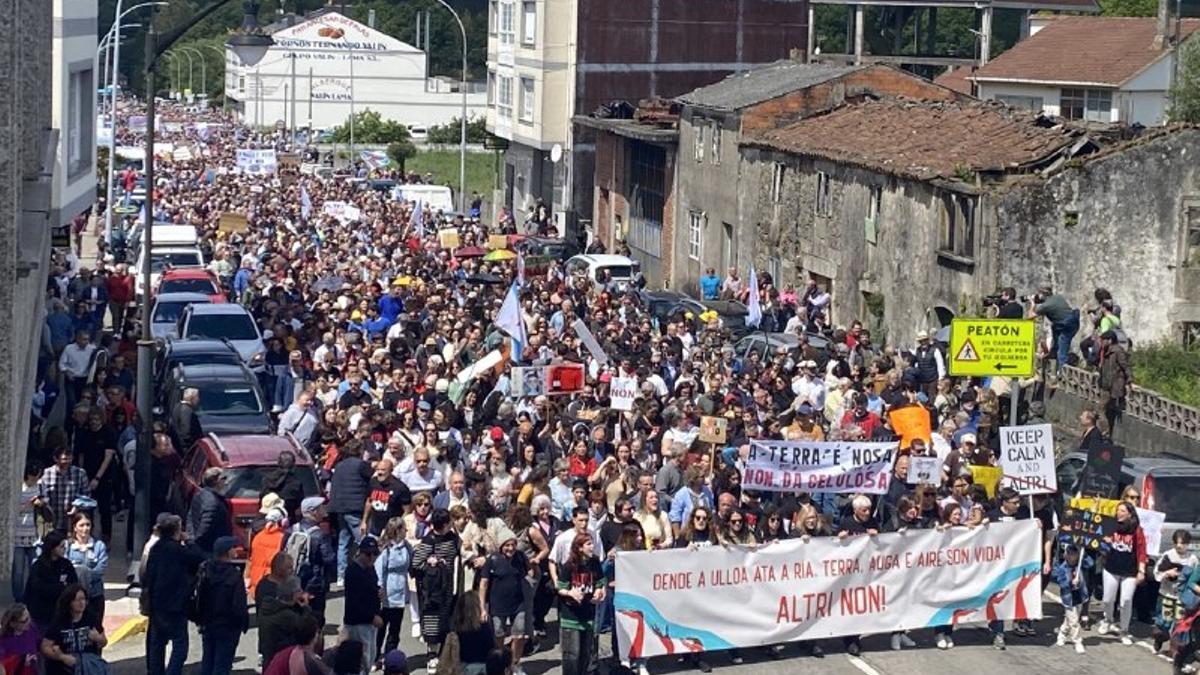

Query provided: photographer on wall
[1027,287,1081,374]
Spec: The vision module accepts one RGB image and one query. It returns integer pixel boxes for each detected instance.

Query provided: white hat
[960,433,977,445]
[916,330,930,340]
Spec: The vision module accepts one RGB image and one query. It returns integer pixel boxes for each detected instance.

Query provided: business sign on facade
[615,521,1042,659]
[948,319,1036,378]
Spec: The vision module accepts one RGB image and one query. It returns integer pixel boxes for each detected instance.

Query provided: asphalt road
[103,590,1177,674]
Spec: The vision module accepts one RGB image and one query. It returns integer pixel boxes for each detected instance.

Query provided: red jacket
[107,273,135,303]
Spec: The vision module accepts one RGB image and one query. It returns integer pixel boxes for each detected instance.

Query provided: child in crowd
[1052,544,1092,654]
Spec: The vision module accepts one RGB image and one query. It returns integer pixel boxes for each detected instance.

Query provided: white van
[564,254,641,292]
[392,184,455,215]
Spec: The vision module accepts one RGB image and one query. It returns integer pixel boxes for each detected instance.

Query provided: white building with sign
[225,9,484,131]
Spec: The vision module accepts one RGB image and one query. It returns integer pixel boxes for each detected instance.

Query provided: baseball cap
[301,496,327,515]
[383,650,408,674]
[960,433,978,445]
[213,536,239,558]
[358,535,381,555]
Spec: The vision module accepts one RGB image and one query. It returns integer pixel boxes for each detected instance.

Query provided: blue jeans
[1052,310,1080,371]
[147,614,189,675]
[200,627,241,675]
[10,545,35,602]
[337,513,364,581]
[989,620,1004,636]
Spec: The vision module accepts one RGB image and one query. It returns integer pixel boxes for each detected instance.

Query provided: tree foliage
[331,109,413,144]
[387,140,418,172]
[1169,38,1200,123]
[1098,0,1158,16]
[427,116,489,144]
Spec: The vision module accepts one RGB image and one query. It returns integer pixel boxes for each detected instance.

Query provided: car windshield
[1152,476,1200,522]
[602,266,632,280]
[219,466,320,500]
[186,314,258,340]
[151,252,201,271]
[153,301,198,323]
[167,351,243,370]
[194,385,262,415]
[161,278,218,295]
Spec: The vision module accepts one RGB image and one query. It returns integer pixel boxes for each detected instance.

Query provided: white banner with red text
[743,440,897,494]
[614,520,1042,659]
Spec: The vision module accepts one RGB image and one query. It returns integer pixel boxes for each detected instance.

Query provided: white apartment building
[52,0,98,229]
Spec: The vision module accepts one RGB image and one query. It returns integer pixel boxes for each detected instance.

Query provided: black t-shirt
[997,301,1024,319]
[366,476,411,535]
[484,551,529,617]
[986,506,1026,524]
[557,557,605,629]
[45,618,101,675]
[838,513,880,535]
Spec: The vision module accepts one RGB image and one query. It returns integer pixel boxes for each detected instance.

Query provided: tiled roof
[676,61,865,111]
[973,17,1200,87]
[746,98,1080,180]
[933,66,975,96]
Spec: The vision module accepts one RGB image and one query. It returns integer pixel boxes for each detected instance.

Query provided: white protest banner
[235,148,278,175]
[908,456,941,485]
[744,441,896,494]
[1136,507,1167,555]
[512,366,547,398]
[610,377,638,411]
[614,520,1042,660]
[321,201,362,223]
[999,423,1056,494]
[572,318,609,365]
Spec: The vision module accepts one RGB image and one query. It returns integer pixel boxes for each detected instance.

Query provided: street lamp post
[200,44,229,111]
[174,48,195,96]
[135,0,272,561]
[179,46,206,99]
[427,0,468,213]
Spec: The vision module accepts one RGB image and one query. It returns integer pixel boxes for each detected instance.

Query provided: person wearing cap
[479,527,531,675]
[291,496,336,632]
[343,535,384,674]
[186,467,231,556]
[912,330,945,400]
[194,535,250,675]
[142,513,206,675]
[247,494,289,599]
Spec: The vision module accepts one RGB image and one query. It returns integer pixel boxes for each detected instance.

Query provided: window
[866,185,882,245]
[521,2,536,46]
[499,2,515,45]
[940,193,977,259]
[1060,88,1112,123]
[519,77,534,122]
[771,163,785,203]
[498,75,513,118]
[688,212,703,259]
[487,70,496,105]
[815,171,831,215]
[238,76,245,92]
[996,94,1044,112]
[693,123,705,163]
[710,120,720,164]
[67,67,94,177]
[489,1,498,34]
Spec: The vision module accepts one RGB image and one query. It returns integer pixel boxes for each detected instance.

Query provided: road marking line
[848,655,884,675]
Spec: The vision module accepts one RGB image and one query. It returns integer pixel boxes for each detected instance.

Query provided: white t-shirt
[550,527,604,567]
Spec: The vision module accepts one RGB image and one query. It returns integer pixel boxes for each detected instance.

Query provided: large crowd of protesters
[4,95,1190,675]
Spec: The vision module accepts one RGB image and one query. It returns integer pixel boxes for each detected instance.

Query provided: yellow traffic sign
[948,319,1036,378]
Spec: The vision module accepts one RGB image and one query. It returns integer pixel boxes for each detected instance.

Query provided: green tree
[331,109,413,144]
[1098,0,1158,15]
[387,139,418,172]
[426,116,488,144]
[1169,38,1200,123]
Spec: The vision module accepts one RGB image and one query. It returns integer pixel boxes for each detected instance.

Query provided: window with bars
[1060,88,1112,123]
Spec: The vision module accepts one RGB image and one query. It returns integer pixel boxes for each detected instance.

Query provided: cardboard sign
[1077,442,1125,499]
[969,465,1004,498]
[571,318,610,365]
[999,424,1056,495]
[277,152,301,168]
[610,376,638,411]
[907,456,942,485]
[698,416,728,444]
[512,366,547,398]
[217,212,249,234]
[235,148,278,175]
[546,363,585,395]
[1137,507,1167,555]
[888,405,932,449]
[438,228,461,249]
[487,234,508,250]
[1059,496,1120,552]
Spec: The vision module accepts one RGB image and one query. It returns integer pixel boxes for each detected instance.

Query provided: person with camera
[1029,286,1079,373]
[992,288,1024,320]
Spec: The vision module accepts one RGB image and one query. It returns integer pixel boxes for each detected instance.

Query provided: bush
[427,116,488,144]
[1131,340,1200,408]
[331,109,411,145]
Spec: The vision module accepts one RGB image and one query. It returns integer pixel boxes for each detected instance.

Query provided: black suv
[160,362,272,436]
[155,338,245,397]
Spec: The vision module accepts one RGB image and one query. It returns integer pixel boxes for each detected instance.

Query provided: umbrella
[934,325,951,344]
[483,249,517,262]
[466,272,504,285]
[455,246,487,258]
[312,275,346,292]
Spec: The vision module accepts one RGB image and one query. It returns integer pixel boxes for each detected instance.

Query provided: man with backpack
[286,496,337,633]
[194,536,249,675]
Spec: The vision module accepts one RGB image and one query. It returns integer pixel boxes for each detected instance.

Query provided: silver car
[177,303,266,372]
[150,292,212,341]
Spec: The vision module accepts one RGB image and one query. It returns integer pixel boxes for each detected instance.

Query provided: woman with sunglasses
[0,604,39,675]
[757,506,791,543]
[676,506,716,549]
[718,508,757,547]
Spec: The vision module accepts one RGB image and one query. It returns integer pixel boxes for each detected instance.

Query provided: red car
[155,268,226,303]
[173,433,320,555]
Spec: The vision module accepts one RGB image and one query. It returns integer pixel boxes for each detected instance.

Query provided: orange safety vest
[247,522,286,600]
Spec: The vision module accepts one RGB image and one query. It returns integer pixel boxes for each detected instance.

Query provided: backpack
[284,524,318,580]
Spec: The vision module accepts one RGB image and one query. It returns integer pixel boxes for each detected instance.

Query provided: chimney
[1154,0,1169,49]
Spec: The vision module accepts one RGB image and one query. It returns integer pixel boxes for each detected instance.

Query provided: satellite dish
[550,143,563,163]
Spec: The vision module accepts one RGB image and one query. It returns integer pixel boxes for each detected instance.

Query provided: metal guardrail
[1056,364,1200,440]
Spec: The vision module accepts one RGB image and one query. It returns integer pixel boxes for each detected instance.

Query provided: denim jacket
[67,537,109,600]
[1052,556,1093,609]
[374,541,412,608]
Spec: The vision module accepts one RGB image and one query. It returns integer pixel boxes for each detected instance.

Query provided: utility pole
[290,52,298,145]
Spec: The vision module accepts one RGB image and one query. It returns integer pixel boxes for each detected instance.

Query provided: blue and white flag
[746,265,762,329]
[516,252,526,287]
[412,199,425,237]
[300,184,312,220]
[496,282,527,364]
[360,149,390,169]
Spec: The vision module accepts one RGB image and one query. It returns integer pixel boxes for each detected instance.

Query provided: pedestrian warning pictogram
[955,339,980,362]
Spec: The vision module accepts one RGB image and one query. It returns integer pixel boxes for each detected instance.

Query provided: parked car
[171,433,320,555]
[564,254,640,292]
[154,338,245,396]
[150,292,212,341]
[639,290,752,338]
[160,362,271,435]
[734,331,832,370]
[155,267,225,302]
[135,246,206,297]
[177,303,266,372]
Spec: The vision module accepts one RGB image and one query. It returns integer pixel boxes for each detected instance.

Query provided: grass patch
[406,149,499,207]
[1131,341,1200,408]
